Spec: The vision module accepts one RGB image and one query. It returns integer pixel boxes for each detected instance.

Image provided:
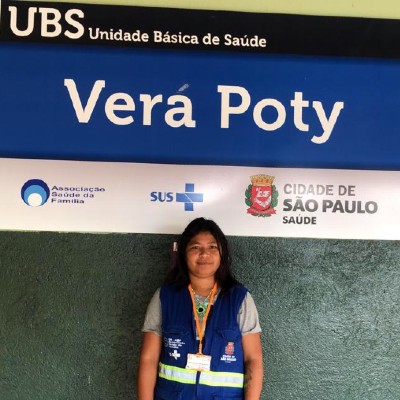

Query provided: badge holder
[186,353,212,371]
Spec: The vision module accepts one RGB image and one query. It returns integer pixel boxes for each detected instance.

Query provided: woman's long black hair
[165,217,239,293]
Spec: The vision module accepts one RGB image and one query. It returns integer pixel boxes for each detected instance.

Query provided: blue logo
[150,183,203,211]
[176,183,203,211]
[21,179,50,207]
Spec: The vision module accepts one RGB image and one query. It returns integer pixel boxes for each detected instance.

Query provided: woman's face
[185,231,221,281]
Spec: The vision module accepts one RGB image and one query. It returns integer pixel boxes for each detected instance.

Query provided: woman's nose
[199,247,209,256]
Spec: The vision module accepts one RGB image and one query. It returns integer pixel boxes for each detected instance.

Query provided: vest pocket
[163,325,190,338]
[161,326,192,368]
[216,328,241,341]
[155,386,182,400]
[162,326,191,347]
[211,328,243,371]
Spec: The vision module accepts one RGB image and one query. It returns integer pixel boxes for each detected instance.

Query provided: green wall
[0,231,399,399]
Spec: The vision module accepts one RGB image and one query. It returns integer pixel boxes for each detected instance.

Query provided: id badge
[185,353,212,371]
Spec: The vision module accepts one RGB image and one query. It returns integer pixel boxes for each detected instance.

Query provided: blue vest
[155,283,248,400]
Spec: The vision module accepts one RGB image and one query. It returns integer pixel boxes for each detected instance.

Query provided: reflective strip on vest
[199,370,244,388]
[158,363,197,385]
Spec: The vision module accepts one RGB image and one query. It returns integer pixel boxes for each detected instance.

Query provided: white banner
[2,158,398,240]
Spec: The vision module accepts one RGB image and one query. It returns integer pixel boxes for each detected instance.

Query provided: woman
[138,218,263,400]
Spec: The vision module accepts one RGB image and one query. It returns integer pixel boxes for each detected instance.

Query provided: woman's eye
[187,244,219,252]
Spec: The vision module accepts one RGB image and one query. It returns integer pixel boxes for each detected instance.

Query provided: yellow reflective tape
[158,362,244,388]
[199,370,244,388]
[158,363,197,385]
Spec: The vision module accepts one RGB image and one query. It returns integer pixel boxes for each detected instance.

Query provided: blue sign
[0,43,400,170]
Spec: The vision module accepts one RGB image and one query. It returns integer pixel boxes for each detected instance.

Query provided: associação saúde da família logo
[245,174,278,217]
[21,179,50,207]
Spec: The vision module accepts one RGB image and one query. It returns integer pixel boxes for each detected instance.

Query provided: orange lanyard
[188,283,217,354]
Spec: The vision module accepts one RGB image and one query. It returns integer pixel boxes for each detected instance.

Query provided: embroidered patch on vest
[225,341,235,355]
[164,337,186,349]
[220,342,237,363]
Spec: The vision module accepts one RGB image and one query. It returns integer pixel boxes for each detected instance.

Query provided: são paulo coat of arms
[245,175,278,217]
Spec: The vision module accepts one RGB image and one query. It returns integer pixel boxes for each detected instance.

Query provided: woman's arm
[242,332,263,400]
[137,332,162,400]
